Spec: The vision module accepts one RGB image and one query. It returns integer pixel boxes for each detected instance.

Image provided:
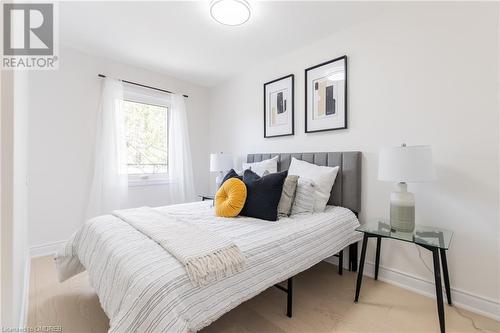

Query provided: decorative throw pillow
[288,157,339,212]
[215,178,247,217]
[219,169,242,189]
[291,178,316,215]
[277,175,299,217]
[240,169,288,221]
[242,156,278,176]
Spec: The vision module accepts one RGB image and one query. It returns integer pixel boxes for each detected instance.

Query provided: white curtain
[86,78,128,218]
[168,94,196,203]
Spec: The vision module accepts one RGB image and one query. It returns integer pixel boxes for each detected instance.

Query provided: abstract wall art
[305,56,347,133]
[264,74,294,138]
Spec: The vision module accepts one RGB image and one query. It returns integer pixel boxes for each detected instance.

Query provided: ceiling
[60,1,384,87]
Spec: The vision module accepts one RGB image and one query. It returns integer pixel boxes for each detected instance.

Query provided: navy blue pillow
[240,169,288,221]
[219,169,242,189]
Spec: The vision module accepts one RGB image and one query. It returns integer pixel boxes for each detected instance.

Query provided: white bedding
[56,201,361,333]
[113,207,246,286]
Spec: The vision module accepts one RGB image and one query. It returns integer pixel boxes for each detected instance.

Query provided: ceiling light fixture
[210,0,251,26]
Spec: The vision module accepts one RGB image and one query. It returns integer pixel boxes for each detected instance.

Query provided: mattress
[56,201,361,333]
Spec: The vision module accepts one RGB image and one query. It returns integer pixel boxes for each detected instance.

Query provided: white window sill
[128,178,170,187]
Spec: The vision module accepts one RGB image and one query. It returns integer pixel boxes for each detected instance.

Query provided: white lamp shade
[210,153,234,172]
[378,145,436,182]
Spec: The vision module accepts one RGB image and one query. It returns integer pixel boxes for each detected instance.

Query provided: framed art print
[264,74,294,138]
[305,55,347,133]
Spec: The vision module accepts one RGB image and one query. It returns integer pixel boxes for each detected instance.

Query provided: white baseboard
[324,257,500,321]
[30,240,66,257]
[19,257,30,328]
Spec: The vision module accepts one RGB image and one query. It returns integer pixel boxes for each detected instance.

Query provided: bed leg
[338,250,344,275]
[274,277,294,318]
[349,243,358,272]
[286,277,293,318]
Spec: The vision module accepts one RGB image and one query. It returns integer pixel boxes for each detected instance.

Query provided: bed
[56,151,362,333]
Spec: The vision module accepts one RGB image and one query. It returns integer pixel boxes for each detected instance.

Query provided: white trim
[30,240,66,257]
[122,87,169,183]
[128,175,170,187]
[19,258,30,328]
[324,258,500,321]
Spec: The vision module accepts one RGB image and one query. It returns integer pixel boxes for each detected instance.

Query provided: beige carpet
[28,256,499,333]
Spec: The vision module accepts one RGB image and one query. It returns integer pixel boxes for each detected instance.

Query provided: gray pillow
[277,175,299,217]
[291,178,316,215]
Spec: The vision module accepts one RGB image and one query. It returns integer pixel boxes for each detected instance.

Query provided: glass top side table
[354,221,454,333]
[356,221,453,249]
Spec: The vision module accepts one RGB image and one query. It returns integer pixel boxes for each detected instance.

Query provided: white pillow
[287,157,339,212]
[242,156,278,176]
[291,178,316,215]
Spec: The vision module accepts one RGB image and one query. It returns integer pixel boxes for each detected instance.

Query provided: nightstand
[198,194,214,201]
[354,221,453,333]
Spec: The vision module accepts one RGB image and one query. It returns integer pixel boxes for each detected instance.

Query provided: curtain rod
[97,74,188,98]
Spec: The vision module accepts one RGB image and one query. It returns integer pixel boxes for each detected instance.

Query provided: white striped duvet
[56,201,361,333]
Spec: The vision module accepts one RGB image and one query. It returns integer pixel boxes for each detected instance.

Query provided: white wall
[1,69,30,327]
[498,4,500,302]
[28,46,210,249]
[209,2,499,315]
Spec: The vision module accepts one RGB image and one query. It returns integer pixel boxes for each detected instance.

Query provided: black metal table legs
[354,234,451,333]
[432,248,446,333]
[354,234,368,302]
[440,249,452,305]
[374,236,381,280]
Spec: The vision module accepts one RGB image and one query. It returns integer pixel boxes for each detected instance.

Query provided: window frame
[122,84,170,187]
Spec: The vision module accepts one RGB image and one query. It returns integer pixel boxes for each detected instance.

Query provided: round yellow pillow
[215,178,247,217]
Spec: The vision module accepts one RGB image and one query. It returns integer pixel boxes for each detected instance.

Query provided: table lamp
[378,144,436,232]
[210,152,234,189]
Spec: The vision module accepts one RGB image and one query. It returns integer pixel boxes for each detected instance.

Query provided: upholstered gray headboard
[246,152,362,214]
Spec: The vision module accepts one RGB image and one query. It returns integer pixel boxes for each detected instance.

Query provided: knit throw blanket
[113,207,246,286]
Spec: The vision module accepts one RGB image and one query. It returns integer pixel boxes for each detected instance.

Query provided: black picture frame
[263,74,294,138]
[305,55,348,133]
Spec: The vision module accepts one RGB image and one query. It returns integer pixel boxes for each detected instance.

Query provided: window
[122,85,169,185]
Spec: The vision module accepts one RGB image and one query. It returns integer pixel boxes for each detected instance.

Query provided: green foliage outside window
[122,100,168,175]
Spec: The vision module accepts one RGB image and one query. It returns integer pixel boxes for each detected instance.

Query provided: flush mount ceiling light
[210,0,251,26]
